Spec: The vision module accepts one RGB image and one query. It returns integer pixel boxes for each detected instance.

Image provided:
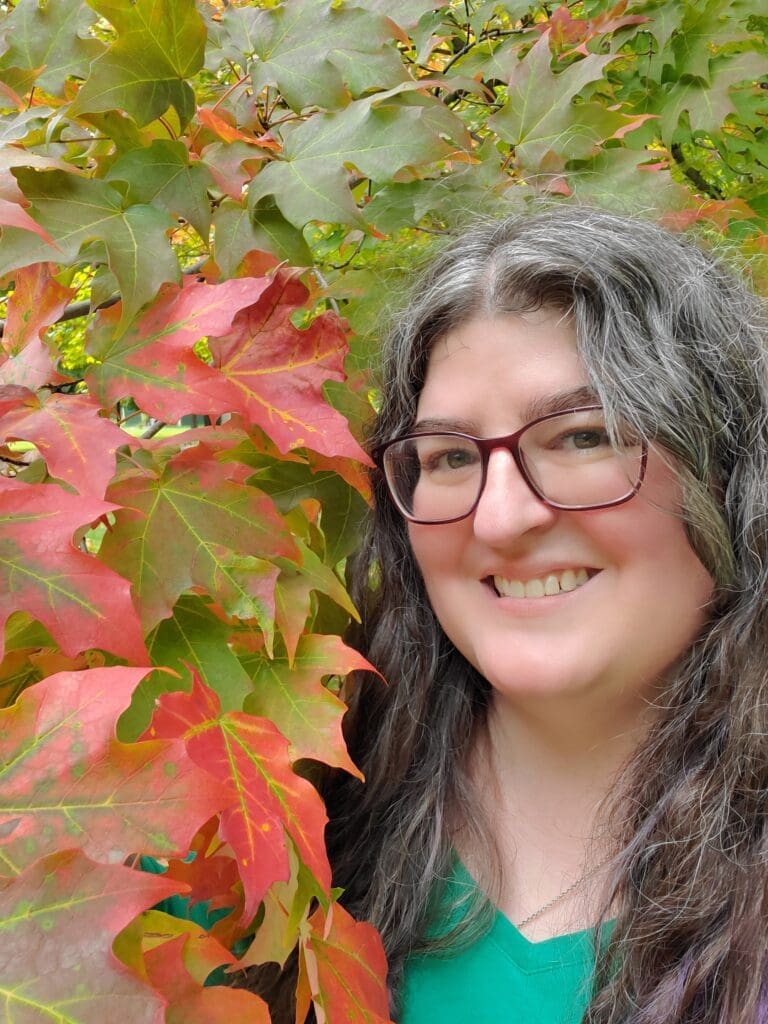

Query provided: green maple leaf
[488,35,617,170]
[0,0,105,96]
[107,139,216,239]
[219,0,404,112]
[100,447,299,635]
[212,198,312,276]
[671,0,758,81]
[246,633,373,776]
[71,0,206,127]
[122,595,255,737]
[1,169,179,328]
[249,89,469,227]
[659,50,768,141]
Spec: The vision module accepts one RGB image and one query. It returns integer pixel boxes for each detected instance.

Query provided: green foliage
[0,0,766,1020]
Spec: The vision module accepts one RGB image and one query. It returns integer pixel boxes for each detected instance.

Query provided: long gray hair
[325,206,768,1023]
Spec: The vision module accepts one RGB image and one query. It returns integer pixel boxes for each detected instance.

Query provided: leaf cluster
[0,0,765,1020]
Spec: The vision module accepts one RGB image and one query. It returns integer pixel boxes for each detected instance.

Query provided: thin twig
[0,258,208,337]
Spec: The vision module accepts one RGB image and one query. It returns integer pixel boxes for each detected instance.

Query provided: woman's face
[407,312,714,706]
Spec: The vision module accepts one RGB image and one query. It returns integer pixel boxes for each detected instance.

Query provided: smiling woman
[249,207,768,1024]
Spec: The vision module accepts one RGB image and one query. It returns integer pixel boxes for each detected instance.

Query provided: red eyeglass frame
[371,405,649,525]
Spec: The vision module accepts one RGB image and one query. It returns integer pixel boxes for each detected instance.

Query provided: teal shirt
[400,862,599,1024]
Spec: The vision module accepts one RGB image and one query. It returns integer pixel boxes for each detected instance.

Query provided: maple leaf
[145,933,272,1024]
[210,270,370,461]
[274,539,359,664]
[146,673,332,924]
[200,141,269,200]
[0,478,146,662]
[106,139,217,240]
[0,389,128,498]
[248,90,468,228]
[218,0,403,112]
[85,275,270,421]
[298,901,393,1024]
[247,633,374,777]
[212,198,312,276]
[0,262,72,388]
[239,842,313,970]
[71,0,207,128]
[0,666,229,876]
[0,849,182,1022]
[0,195,57,243]
[0,0,105,96]
[488,34,617,169]
[0,169,180,329]
[161,816,241,911]
[100,446,298,634]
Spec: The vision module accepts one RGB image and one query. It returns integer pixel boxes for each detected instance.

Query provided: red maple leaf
[144,933,271,1023]
[0,262,72,388]
[298,901,393,1024]
[85,275,272,422]
[146,673,332,924]
[210,270,370,461]
[0,388,128,498]
[0,849,183,1022]
[0,478,146,661]
[0,667,229,875]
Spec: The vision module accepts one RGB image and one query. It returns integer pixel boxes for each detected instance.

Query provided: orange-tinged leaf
[0,850,182,1023]
[298,901,392,1024]
[142,929,272,1023]
[661,198,757,232]
[162,817,240,912]
[210,270,371,462]
[0,196,56,245]
[239,842,313,970]
[146,674,332,924]
[197,106,280,149]
[0,390,128,498]
[1,262,72,388]
[0,667,228,876]
[0,478,146,662]
[248,634,373,778]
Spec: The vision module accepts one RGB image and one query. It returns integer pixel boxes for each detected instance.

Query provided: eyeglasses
[372,406,648,525]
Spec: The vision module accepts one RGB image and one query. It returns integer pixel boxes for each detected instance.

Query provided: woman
[322,206,768,1023]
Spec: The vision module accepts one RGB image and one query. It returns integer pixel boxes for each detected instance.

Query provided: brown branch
[0,258,208,337]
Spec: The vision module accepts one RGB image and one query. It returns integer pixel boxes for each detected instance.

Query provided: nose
[471,447,557,544]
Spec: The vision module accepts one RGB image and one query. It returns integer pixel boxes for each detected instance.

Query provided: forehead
[416,312,589,431]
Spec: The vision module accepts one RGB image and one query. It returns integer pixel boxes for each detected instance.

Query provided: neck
[461,688,652,935]
[484,686,652,832]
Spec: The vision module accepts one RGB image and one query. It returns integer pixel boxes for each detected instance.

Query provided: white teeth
[543,575,560,596]
[559,569,577,592]
[493,568,593,599]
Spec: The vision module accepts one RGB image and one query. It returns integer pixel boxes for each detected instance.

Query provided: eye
[424,447,478,471]
[567,429,608,450]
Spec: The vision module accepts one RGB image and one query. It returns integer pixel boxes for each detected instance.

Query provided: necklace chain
[516,853,613,932]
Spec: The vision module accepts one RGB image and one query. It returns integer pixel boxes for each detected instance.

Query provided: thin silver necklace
[516,853,613,932]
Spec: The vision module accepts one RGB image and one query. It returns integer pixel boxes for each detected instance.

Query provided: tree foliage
[0,0,765,1019]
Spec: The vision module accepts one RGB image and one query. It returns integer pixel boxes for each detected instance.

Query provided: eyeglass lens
[383,409,644,522]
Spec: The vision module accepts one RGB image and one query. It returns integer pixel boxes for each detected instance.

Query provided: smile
[491,568,595,599]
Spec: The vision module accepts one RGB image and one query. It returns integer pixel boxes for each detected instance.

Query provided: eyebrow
[412,385,600,435]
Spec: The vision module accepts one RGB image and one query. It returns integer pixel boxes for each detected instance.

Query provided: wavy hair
[324,206,768,1024]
